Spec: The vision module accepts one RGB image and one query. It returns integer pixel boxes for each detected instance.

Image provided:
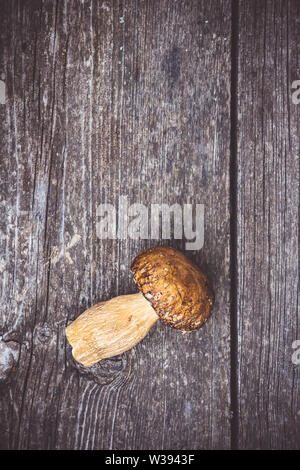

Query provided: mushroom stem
[65,292,159,367]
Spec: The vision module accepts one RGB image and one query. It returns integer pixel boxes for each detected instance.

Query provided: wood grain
[236,0,300,449]
[0,0,232,449]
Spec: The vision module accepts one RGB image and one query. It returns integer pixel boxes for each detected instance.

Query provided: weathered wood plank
[236,0,300,449]
[0,0,232,449]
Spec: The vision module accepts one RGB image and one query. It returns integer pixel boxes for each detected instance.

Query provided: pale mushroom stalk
[65,246,214,367]
[66,293,158,367]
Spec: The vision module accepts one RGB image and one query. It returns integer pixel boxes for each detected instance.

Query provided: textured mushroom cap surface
[131,246,214,331]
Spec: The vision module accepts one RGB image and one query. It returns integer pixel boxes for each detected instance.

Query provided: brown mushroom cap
[130,246,214,331]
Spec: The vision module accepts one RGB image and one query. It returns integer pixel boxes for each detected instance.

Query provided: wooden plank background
[236,0,300,449]
[0,0,299,450]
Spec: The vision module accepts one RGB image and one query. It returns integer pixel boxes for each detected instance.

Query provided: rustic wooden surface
[236,0,300,449]
[0,0,299,450]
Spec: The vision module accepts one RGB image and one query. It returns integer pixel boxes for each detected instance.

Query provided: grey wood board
[236,0,300,449]
[0,0,232,449]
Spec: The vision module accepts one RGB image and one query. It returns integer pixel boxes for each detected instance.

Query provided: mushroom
[65,246,214,367]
